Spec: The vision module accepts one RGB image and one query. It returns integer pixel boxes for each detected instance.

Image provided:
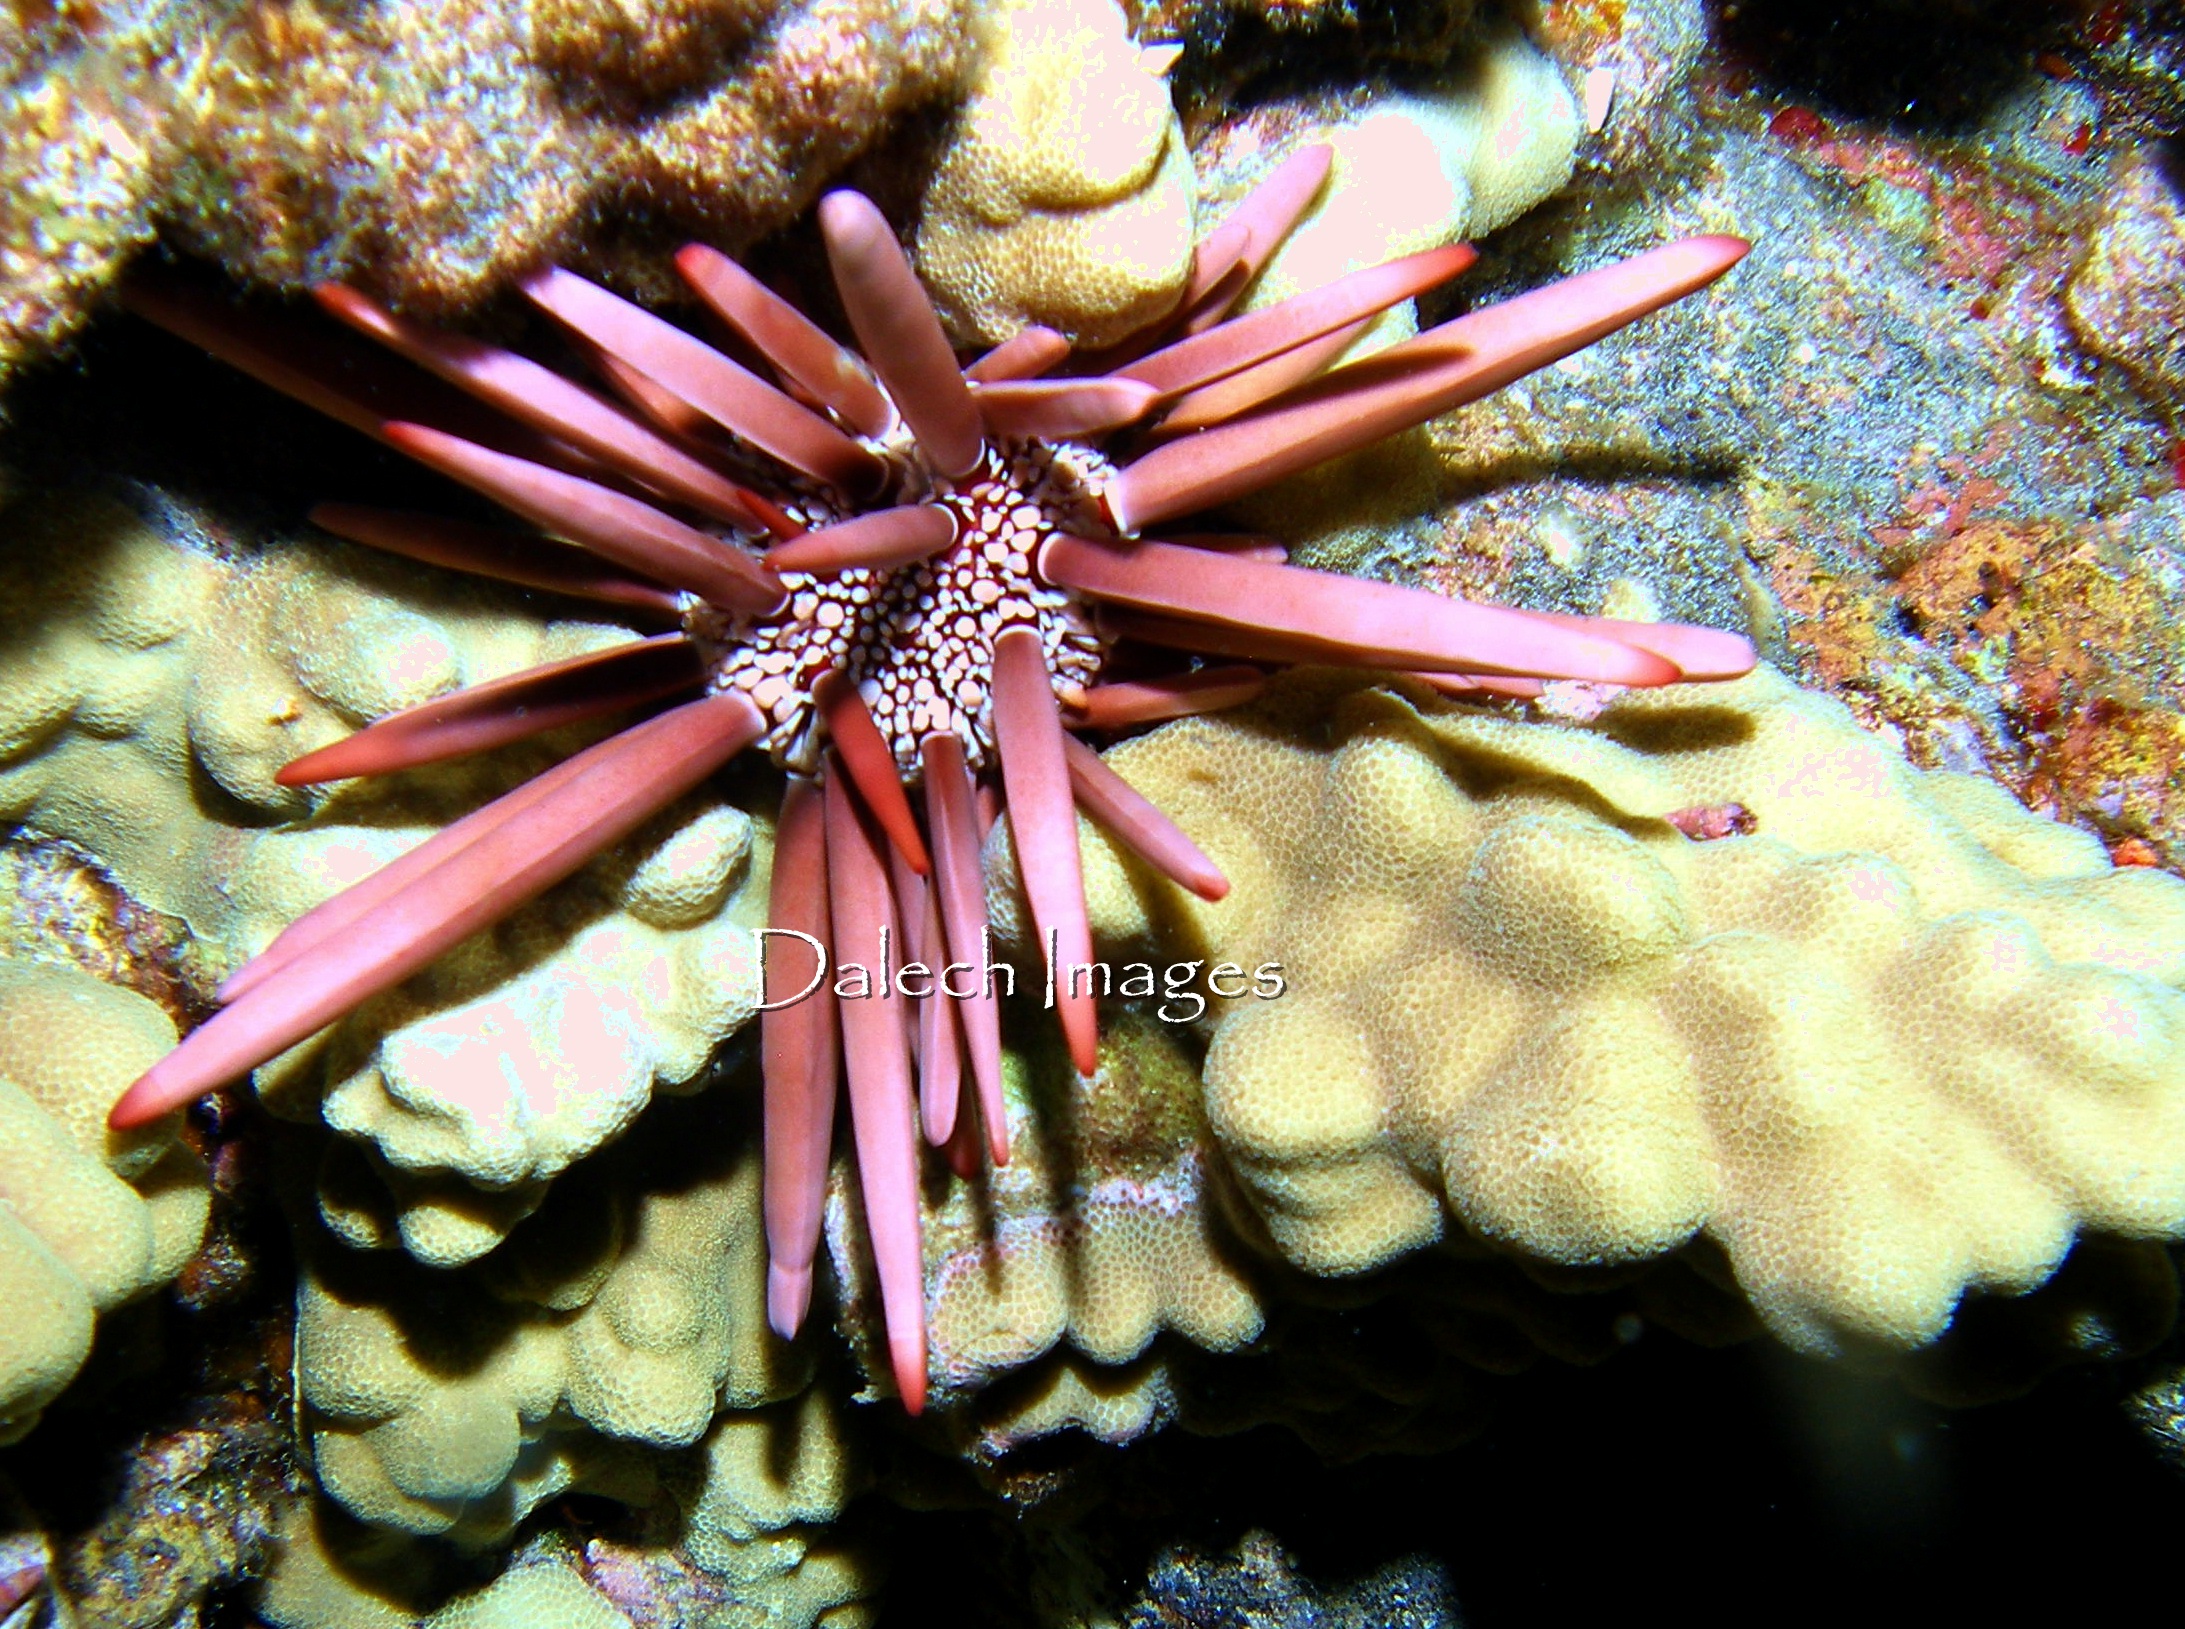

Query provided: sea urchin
[108,146,1753,1411]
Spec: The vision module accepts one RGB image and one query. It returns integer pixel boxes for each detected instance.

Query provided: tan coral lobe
[278,1092,875,1626]
[914,0,1198,348]
[1056,668,2185,1358]
[0,958,208,1445]
[0,490,766,1266]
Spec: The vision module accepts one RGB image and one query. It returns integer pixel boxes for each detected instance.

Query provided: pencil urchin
[108,146,1754,1411]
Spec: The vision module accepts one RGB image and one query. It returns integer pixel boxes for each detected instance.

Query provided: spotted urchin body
[111,148,1755,1415]
[707,437,1113,775]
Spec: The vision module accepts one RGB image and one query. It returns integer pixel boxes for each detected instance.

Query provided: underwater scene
[2,0,2184,1622]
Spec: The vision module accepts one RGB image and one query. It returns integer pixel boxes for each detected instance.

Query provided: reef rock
[0,0,983,392]
[2065,147,2185,404]
[1138,0,1491,92]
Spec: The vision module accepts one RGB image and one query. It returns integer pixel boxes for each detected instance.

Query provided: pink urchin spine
[113,155,1755,1415]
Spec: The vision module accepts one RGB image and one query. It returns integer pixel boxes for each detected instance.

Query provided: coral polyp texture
[291,1095,866,1594]
[243,1091,871,1629]
[912,0,1198,349]
[111,150,1754,1416]
[1050,669,2185,1359]
[0,956,209,1444]
[0,489,767,1267]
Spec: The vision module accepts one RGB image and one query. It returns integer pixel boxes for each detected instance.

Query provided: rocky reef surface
[0,0,984,395]
[3,0,2185,1625]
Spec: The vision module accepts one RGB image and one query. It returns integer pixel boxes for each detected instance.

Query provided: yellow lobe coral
[1060,667,2185,1360]
[913,0,1196,348]
[971,1349,1181,1461]
[828,1016,1264,1410]
[298,1097,815,1545]
[0,956,209,1444]
[259,1502,639,1629]
[670,1385,869,1602]
[303,795,766,1265]
[0,0,983,390]
[849,1000,1756,1463]
[1204,25,1580,361]
[0,490,769,1265]
[281,1093,876,1625]
[424,1566,637,1629]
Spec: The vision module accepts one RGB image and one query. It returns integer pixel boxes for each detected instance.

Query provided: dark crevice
[1709,0,2079,131]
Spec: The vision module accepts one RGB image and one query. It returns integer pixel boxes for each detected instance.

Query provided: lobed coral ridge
[913,0,1200,350]
[274,1093,875,1626]
[0,955,209,1444]
[0,488,769,1265]
[1040,665,2185,1359]
[110,125,1751,1425]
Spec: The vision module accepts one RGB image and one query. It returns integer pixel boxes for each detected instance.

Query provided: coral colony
[108,147,1753,1411]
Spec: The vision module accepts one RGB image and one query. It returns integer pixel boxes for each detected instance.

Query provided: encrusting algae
[0,0,986,393]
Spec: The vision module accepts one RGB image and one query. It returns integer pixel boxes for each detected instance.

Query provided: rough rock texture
[2065,147,2185,403]
[0,0,192,403]
[914,0,1197,349]
[0,0,983,393]
[1142,0,1491,109]
[0,488,768,1265]
[0,956,208,1445]
[1467,0,2185,873]
[1122,1530,1462,1629]
[1011,667,2185,1359]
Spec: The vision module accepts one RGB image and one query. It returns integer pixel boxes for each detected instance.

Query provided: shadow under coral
[884,1236,2185,1626]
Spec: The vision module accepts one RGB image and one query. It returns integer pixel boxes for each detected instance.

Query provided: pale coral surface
[0,956,208,1444]
[0,490,769,1265]
[1051,669,2185,1357]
